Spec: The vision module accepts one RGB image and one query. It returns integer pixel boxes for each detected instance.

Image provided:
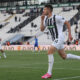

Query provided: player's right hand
[41,15,45,21]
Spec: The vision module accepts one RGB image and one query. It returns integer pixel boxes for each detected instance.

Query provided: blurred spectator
[74,17,78,25]
[19,17,21,22]
[75,39,79,45]
[74,39,76,44]
[78,26,80,39]
[40,8,43,15]
[79,39,80,44]
[17,27,20,32]
[30,30,32,35]
[79,32,80,39]
[31,22,34,27]
[75,25,78,40]
[6,41,10,46]
[0,24,3,28]
[72,5,75,10]
[27,42,30,45]
[30,8,33,15]
[15,16,17,22]
[33,7,37,13]
[37,8,39,13]
[77,5,80,11]
[34,24,37,28]
[20,42,23,45]
[10,28,13,33]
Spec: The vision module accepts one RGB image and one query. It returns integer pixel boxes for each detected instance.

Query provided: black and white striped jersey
[43,14,66,41]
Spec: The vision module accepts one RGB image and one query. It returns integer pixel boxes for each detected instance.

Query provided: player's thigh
[48,45,56,54]
[58,49,67,59]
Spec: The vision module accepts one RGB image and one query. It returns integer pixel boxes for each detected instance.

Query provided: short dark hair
[44,4,53,12]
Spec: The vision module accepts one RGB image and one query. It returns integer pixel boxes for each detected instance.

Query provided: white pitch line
[54,68,80,71]
[54,76,80,80]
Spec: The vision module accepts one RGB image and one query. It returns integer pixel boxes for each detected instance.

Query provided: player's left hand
[69,34,73,41]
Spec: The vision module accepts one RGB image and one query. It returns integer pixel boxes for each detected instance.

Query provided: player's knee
[48,46,56,54]
[61,55,66,60]
[48,49,51,54]
[48,49,54,54]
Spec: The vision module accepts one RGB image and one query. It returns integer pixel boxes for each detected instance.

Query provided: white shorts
[52,38,64,50]
[0,44,2,50]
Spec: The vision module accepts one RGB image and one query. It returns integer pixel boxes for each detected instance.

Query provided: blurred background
[0,0,80,46]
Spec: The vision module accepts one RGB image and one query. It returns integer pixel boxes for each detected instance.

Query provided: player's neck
[47,12,52,18]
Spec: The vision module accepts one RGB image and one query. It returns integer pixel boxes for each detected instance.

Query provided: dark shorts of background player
[34,44,38,47]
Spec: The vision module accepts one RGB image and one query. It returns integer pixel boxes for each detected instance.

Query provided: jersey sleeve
[56,15,66,25]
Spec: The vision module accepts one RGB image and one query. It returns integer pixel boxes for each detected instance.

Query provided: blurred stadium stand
[0,0,80,45]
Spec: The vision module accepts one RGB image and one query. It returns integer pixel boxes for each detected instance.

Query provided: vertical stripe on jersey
[45,17,48,26]
[49,28,55,40]
[50,18,52,26]
[48,18,55,40]
[48,19,50,26]
[53,15,58,38]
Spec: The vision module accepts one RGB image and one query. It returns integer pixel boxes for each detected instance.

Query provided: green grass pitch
[0,50,80,80]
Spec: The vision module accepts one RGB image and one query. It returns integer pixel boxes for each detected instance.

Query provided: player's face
[43,7,49,15]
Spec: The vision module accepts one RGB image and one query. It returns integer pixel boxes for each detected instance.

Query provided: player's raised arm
[40,15,45,32]
[64,21,73,41]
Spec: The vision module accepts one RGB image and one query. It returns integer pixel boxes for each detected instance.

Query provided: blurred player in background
[34,36,40,52]
[40,4,80,79]
[0,38,7,59]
